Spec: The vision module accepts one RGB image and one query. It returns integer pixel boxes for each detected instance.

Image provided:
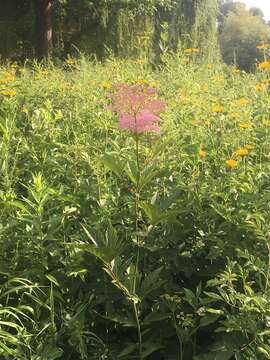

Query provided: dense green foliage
[1,51,270,359]
[0,0,218,62]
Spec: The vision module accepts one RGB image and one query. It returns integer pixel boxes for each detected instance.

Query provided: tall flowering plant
[110,84,165,358]
[84,83,166,359]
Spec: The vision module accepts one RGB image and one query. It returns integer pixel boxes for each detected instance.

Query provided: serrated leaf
[138,267,164,300]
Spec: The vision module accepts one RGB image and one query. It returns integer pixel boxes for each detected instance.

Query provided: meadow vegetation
[1,51,270,359]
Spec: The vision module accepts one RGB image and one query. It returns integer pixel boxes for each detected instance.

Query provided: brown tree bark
[33,0,53,60]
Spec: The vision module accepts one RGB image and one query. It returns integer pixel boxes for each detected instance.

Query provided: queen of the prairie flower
[109,83,165,134]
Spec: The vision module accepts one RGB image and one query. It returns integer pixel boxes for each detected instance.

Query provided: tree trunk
[33,0,53,59]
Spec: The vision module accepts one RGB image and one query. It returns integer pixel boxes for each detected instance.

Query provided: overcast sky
[240,0,270,20]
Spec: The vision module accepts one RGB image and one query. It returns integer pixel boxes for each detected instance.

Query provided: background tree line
[0,0,270,70]
[0,0,217,62]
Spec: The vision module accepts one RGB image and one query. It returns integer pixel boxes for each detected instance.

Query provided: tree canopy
[0,0,218,62]
[219,1,270,71]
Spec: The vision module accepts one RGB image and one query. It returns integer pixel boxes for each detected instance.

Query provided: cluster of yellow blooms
[235,148,249,157]
[199,143,253,168]
[226,144,253,169]
[0,72,15,84]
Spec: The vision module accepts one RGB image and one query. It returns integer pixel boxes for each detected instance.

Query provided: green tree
[219,4,270,71]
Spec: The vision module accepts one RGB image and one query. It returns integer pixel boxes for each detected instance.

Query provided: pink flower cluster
[109,84,165,134]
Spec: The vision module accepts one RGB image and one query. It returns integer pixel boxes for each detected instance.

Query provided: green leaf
[46,274,60,287]
[183,288,197,308]
[99,153,125,177]
[81,223,126,263]
[199,314,220,327]
[139,164,159,190]
[142,343,163,358]
[142,312,170,326]
[125,160,138,185]
[138,267,164,300]
[258,346,270,357]
[3,200,29,213]
[140,201,178,226]
[204,292,222,301]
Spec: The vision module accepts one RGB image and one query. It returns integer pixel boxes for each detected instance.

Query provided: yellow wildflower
[212,105,224,113]
[136,79,147,86]
[235,148,249,157]
[1,89,16,97]
[150,81,158,88]
[135,59,146,65]
[226,159,238,169]
[258,61,270,71]
[256,42,268,50]
[184,48,199,55]
[65,58,75,65]
[198,150,207,158]
[232,68,240,75]
[101,80,111,89]
[236,98,249,106]
[239,123,251,129]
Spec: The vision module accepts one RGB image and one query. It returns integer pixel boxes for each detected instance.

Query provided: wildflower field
[1,54,270,359]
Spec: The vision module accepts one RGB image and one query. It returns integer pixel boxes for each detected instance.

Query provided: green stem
[133,301,143,360]
[173,311,183,360]
[132,124,142,359]
[132,133,141,293]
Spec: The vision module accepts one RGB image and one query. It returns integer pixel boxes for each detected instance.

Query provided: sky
[240,0,270,20]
